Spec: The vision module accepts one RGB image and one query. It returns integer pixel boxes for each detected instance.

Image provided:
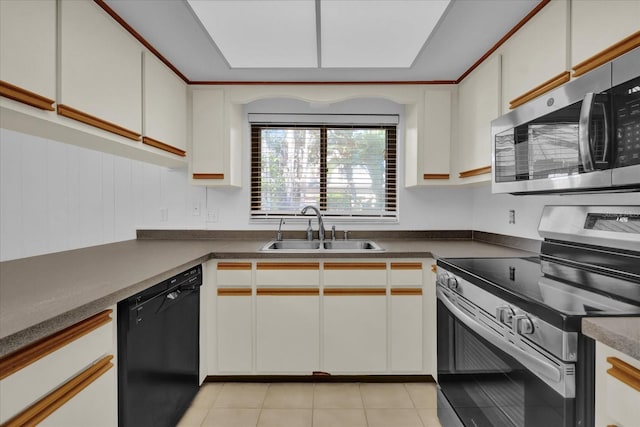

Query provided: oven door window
[437,301,574,427]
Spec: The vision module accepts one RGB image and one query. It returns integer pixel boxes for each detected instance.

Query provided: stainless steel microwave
[491,47,640,194]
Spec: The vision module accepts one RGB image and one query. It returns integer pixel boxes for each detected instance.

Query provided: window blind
[250,122,397,219]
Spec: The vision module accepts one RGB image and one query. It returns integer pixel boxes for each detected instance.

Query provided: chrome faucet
[276,218,285,241]
[300,205,325,243]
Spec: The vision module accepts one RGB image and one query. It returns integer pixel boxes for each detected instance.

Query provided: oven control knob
[447,276,459,290]
[513,315,534,335]
[496,306,515,326]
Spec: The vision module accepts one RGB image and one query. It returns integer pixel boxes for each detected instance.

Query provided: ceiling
[103,0,541,83]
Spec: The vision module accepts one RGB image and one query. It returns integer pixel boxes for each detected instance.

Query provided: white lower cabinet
[323,292,387,373]
[210,258,433,376]
[217,292,253,373]
[256,292,320,373]
[595,341,640,427]
[390,291,423,372]
[0,309,116,426]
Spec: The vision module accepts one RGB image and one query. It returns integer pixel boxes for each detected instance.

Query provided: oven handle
[437,288,562,383]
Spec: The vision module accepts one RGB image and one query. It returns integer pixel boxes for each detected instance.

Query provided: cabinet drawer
[256,262,319,286]
[390,262,423,286]
[0,311,113,424]
[324,262,387,287]
[217,262,252,286]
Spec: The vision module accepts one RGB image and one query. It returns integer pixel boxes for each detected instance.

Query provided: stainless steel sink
[261,239,384,252]
[261,240,321,250]
[322,240,384,251]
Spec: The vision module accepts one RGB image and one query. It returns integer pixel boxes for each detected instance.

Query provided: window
[251,122,397,219]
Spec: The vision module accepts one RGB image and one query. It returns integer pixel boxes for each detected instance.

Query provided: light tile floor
[178,382,443,427]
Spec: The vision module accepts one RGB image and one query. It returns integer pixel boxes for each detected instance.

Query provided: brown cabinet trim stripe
[324,288,387,296]
[218,288,252,296]
[423,174,450,180]
[0,310,112,380]
[257,288,320,296]
[573,31,640,77]
[142,136,186,157]
[218,262,252,270]
[257,262,320,270]
[391,288,423,296]
[193,173,225,180]
[324,262,386,270]
[606,356,640,392]
[431,264,437,273]
[509,71,571,109]
[2,355,114,427]
[57,104,141,141]
[459,165,491,178]
[390,262,422,270]
[0,80,55,111]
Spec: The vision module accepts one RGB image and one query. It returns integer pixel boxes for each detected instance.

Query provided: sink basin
[323,240,384,251]
[261,239,383,252]
[262,240,321,250]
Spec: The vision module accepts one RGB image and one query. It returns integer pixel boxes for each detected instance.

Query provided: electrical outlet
[192,201,201,216]
[207,209,219,223]
[509,210,516,224]
[160,208,168,222]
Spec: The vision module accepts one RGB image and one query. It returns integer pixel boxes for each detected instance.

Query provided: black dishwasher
[118,265,202,427]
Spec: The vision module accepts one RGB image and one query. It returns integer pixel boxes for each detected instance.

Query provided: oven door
[437,293,575,427]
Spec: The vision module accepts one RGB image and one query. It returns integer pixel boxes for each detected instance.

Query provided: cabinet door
[217,291,253,373]
[422,89,452,181]
[323,290,387,373]
[595,341,640,427]
[215,262,253,373]
[0,0,56,110]
[256,290,320,373]
[500,0,569,111]
[191,88,227,184]
[39,366,116,427]
[456,54,501,182]
[389,262,424,372]
[143,52,187,156]
[0,310,115,425]
[571,1,640,69]
[59,0,142,139]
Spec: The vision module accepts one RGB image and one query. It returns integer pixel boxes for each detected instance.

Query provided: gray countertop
[582,317,640,360]
[0,236,534,357]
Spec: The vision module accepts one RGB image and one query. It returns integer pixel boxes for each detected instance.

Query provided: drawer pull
[0,310,112,380]
[257,262,319,270]
[390,262,422,270]
[324,262,386,270]
[218,288,252,296]
[218,262,252,270]
[0,80,55,111]
[2,355,114,427]
[607,357,640,392]
[391,288,423,296]
[324,288,386,296]
[257,288,320,296]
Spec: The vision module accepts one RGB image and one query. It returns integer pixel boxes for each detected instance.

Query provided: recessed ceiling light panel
[188,0,317,68]
[321,0,450,68]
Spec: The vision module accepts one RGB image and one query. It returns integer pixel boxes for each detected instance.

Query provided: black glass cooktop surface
[438,257,640,329]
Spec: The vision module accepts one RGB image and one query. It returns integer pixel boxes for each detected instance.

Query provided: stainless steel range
[436,205,640,427]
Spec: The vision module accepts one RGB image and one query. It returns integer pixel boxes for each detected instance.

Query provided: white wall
[471,184,640,240]
[0,128,207,261]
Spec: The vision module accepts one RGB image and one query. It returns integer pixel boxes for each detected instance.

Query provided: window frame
[250,123,397,220]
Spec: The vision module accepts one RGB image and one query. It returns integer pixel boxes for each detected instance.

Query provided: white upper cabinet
[0,0,56,109]
[500,0,569,111]
[571,0,640,70]
[59,0,142,139]
[191,88,242,187]
[420,89,453,183]
[456,54,501,182]
[142,52,188,156]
